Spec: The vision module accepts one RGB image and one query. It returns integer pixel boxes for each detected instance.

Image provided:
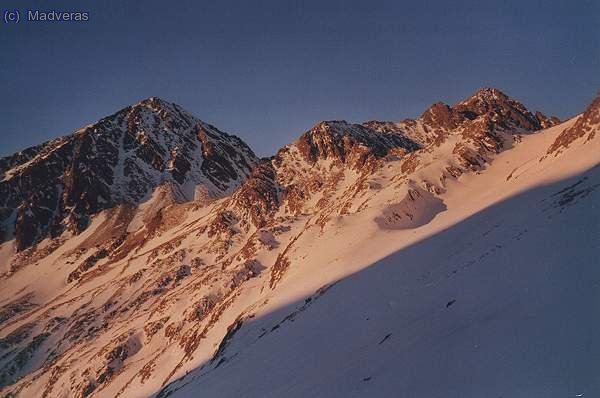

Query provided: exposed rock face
[0,98,258,250]
[535,111,561,129]
[269,121,420,219]
[205,120,422,234]
[420,102,464,131]
[548,92,600,155]
[364,88,561,178]
[366,88,551,149]
[293,121,420,169]
[205,89,558,236]
[2,87,587,398]
[228,162,281,230]
[453,88,542,131]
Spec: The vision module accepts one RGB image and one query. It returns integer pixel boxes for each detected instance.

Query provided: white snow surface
[162,118,600,398]
[0,111,598,398]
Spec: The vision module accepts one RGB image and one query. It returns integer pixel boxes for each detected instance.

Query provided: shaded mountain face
[1,88,594,398]
[0,98,258,251]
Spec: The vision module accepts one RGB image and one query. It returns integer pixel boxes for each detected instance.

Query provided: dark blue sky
[1,0,599,157]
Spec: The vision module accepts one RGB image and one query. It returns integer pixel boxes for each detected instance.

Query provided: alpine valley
[1,88,599,398]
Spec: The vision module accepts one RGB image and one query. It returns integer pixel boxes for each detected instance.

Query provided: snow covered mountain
[0,97,258,251]
[0,89,598,398]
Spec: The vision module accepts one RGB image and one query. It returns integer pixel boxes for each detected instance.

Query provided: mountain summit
[0,98,258,250]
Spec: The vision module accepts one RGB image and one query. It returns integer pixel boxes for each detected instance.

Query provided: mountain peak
[472,87,509,101]
[455,87,515,112]
[137,96,172,106]
[311,120,351,133]
[292,121,418,168]
[0,99,259,250]
[130,96,188,119]
[452,87,542,132]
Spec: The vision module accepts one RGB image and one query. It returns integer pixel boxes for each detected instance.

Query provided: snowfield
[0,89,598,398]
[161,117,600,398]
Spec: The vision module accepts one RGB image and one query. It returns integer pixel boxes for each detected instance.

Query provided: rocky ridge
[1,88,592,398]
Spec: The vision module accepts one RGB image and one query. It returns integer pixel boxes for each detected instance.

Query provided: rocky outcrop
[365,88,550,151]
[535,111,561,129]
[293,121,419,169]
[453,88,542,131]
[548,92,600,155]
[229,162,281,230]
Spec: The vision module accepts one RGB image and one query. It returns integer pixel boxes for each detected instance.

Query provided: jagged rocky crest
[548,91,600,155]
[293,120,420,169]
[266,88,556,223]
[0,89,563,251]
[368,87,559,146]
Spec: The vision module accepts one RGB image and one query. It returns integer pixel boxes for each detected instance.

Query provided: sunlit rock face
[0,89,597,398]
[548,91,600,155]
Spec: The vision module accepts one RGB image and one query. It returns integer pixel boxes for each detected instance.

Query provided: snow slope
[161,117,600,398]
[0,89,598,398]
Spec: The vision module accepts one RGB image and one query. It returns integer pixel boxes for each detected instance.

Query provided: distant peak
[129,97,194,121]
[456,88,512,109]
[314,120,350,129]
[421,102,452,117]
[299,121,354,139]
[137,96,174,108]
[455,87,534,117]
[413,87,544,135]
[472,87,509,100]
